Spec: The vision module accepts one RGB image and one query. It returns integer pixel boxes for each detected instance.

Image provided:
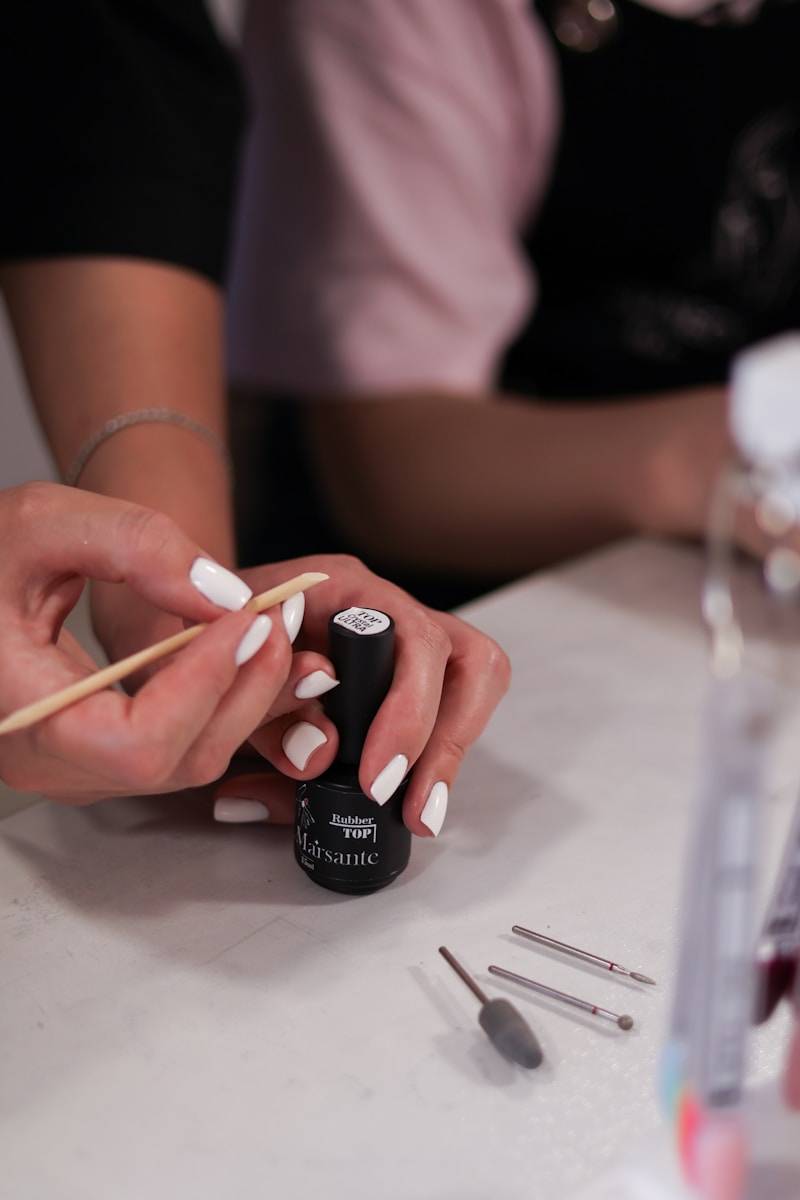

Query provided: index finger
[2,482,248,625]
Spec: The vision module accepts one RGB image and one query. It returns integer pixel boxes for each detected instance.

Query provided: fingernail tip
[282,722,329,771]
[235,614,273,666]
[282,591,306,643]
[190,557,253,611]
[369,754,410,805]
[214,798,270,823]
[420,781,448,838]
[294,672,340,700]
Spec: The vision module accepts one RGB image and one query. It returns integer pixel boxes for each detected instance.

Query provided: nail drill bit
[489,965,635,1030]
[438,946,543,1069]
[512,926,656,985]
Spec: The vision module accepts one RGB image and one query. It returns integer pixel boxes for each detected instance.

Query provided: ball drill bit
[438,946,543,1068]
[489,965,635,1030]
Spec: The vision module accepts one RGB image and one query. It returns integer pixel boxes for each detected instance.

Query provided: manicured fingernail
[282,592,305,644]
[214,798,270,823]
[235,614,273,665]
[294,670,340,700]
[370,754,409,806]
[190,557,253,610]
[283,722,328,770]
[420,781,448,837]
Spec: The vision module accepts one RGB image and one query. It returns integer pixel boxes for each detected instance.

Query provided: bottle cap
[325,608,395,764]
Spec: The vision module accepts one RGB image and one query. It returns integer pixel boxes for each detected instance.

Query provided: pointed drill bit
[512,926,656,985]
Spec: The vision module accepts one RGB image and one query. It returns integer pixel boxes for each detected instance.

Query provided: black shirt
[503,0,800,398]
[0,0,246,283]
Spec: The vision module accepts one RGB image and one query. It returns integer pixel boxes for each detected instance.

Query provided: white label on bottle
[333,608,390,635]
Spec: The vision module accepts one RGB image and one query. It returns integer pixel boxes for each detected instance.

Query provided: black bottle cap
[324,608,395,764]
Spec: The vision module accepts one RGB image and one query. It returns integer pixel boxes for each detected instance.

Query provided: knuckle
[184,742,231,788]
[414,612,452,661]
[116,738,175,792]
[484,637,512,694]
[329,552,369,574]
[9,480,58,526]
[436,728,470,768]
[302,551,370,579]
[116,504,182,568]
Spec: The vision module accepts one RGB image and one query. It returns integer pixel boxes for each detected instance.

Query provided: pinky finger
[212,769,298,826]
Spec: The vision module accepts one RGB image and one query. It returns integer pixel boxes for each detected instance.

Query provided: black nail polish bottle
[294,607,412,894]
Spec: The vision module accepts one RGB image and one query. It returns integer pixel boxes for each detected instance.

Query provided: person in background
[226,0,800,609]
[0,2,510,835]
[225,0,800,1109]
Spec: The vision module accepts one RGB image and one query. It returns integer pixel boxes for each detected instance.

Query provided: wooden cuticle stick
[0,571,329,736]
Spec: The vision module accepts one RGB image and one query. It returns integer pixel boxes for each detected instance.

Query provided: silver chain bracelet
[64,408,233,487]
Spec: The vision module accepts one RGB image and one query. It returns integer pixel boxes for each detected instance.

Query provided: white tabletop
[1,539,798,1200]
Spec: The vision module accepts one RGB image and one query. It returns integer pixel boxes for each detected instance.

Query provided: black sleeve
[0,0,247,283]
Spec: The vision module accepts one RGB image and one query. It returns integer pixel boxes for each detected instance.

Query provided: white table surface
[1,539,798,1200]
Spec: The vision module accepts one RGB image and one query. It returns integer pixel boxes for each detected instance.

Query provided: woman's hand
[212,554,511,840]
[0,483,339,804]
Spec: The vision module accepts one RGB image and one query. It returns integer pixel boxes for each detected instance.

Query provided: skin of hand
[1,259,510,834]
[302,385,737,578]
[212,555,511,838]
[0,483,340,805]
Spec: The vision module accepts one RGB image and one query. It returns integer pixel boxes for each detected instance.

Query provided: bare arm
[244,6,742,579]
[1,258,235,656]
[304,385,732,579]
[1,259,233,553]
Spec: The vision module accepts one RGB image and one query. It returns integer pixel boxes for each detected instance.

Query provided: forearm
[1,258,234,564]
[1,258,235,660]
[305,386,730,577]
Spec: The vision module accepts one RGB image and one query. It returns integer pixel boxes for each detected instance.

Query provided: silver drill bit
[489,965,635,1030]
[438,946,543,1068]
[511,926,656,985]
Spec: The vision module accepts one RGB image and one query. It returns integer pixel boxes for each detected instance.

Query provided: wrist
[632,387,730,540]
[77,421,236,566]
[65,408,232,488]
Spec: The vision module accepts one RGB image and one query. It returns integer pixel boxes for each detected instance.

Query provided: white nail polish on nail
[190,557,253,611]
[420,781,448,837]
[294,671,340,700]
[283,722,328,770]
[235,615,273,666]
[370,754,409,806]
[281,592,305,644]
[214,798,270,823]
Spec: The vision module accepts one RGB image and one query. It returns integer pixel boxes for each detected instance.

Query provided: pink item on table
[786,1012,800,1110]
[694,1113,748,1200]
